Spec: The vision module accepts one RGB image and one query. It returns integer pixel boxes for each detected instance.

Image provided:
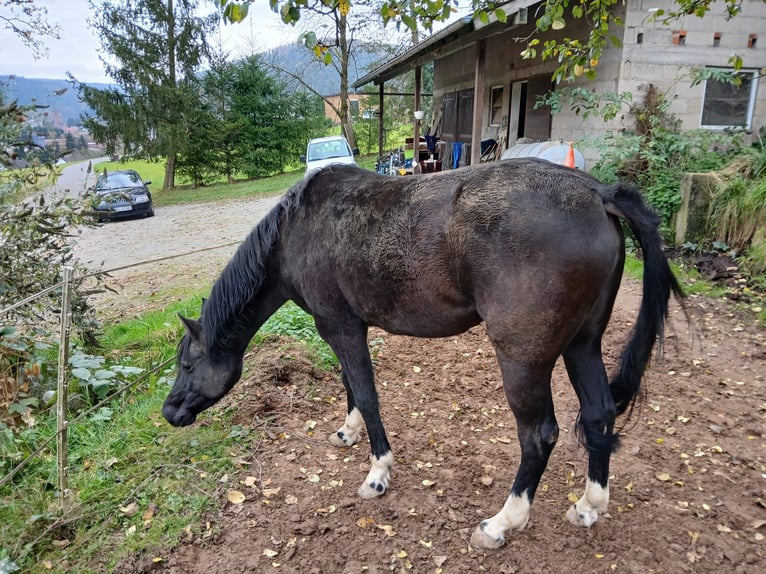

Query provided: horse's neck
[208,277,287,357]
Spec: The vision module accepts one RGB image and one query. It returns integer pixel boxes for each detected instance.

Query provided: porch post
[378,82,385,158]
[413,66,422,171]
[471,39,486,165]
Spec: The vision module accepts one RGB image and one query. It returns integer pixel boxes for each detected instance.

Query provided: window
[700,69,758,130]
[441,89,474,143]
[349,99,360,117]
[490,86,503,126]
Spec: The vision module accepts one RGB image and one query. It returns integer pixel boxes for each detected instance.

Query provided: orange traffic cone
[564,142,576,169]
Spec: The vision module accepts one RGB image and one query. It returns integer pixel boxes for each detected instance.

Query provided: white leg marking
[357,451,394,499]
[329,407,363,447]
[566,479,610,528]
[470,492,531,550]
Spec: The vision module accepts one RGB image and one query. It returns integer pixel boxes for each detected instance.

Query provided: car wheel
[146,207,155,217]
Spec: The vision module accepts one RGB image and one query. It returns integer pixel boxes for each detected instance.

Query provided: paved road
[71,188,283,319]
[54,157,108,197]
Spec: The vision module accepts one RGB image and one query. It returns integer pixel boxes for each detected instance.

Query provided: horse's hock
[674,172,723,245]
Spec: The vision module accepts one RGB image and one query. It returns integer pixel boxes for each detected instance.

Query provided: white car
[301,135,359,177]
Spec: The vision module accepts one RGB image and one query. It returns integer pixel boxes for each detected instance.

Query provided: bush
[589,84,742,236]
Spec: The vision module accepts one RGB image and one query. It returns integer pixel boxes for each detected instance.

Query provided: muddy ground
[74,199,766,574]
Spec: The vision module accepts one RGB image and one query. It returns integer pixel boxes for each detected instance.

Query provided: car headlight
[133,194,149,204]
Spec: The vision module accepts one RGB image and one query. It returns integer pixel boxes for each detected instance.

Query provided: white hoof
[329,407,363,447]
[470,522,505,550]
[566,503,599,527]
[358,480,386,498]
[357,451,393,499]
[329,430,357,447]
[566,479,609,528]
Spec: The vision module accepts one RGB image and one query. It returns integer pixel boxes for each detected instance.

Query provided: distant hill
[0,43,392,127]
[263,42,389,96]
[0,75,108,127]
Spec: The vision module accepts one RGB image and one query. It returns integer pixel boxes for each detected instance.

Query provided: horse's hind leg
[471,355,558,550]
[562,331,617,528]
[328,370,364,447]
[314,317,393,499]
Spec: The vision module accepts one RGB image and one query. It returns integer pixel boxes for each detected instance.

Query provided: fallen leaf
[315,505,337,514]
[227,490,246,504]
[307,473,320,483]
[142,504,156,521]
[285,494,298,505]
[567,492,579,503]
[419,539,433,548]
[397,550,408,558]
[480,475,494,486]
[243,476,257,488]
[263,548,278,558]
[262,487,281,498]
[357,517,375,528]
[412,366,422,373]
[433,555,447,567]
[717,524,732,533]
[655,472,672,482]
[422,479,436,487]
[376,523,396,536]
[119,501,139,517]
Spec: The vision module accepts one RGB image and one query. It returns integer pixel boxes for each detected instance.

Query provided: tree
[227,54,329,177]
[0,0,61,57]
[176,53,329,183]
[216,0,760,83]
[73,0,216,189]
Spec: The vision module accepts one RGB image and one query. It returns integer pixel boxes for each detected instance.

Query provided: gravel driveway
[73,195,282,319]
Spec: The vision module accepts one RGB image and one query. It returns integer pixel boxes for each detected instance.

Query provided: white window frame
[489,85,504,127]
[700,68,759,130]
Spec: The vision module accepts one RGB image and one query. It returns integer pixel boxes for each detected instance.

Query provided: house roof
[352,0,536,89]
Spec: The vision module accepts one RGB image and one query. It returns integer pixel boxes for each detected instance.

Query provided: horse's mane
[202,177,309,358]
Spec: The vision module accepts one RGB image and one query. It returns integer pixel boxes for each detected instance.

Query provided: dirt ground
[75,198,766,574]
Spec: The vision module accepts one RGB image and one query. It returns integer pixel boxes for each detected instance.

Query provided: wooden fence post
[57,266,73,510]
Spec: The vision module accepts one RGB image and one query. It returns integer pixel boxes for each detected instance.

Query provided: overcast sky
[0,0,301,84]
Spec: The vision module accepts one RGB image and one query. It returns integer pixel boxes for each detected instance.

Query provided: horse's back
[285,160,624,343]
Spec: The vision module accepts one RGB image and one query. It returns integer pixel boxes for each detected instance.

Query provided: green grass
[0,291,334,571]
[94,159,305,207]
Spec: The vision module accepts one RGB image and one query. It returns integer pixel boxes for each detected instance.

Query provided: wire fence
[0,239,241,502]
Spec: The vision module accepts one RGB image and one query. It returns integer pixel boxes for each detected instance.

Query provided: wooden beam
[413,66,422,172]
[471,39,486,166]
[378,82,385,158]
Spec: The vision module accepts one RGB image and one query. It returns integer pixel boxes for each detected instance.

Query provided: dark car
[91,169,155,222]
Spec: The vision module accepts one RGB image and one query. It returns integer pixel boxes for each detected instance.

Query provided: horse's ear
[178,314,203,342]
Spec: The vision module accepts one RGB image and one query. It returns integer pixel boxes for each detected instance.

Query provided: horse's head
[162,314,243,427]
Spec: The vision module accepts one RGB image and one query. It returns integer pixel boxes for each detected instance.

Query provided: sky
[0,0,302,84]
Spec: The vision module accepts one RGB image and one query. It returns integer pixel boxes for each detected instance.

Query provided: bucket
[500,140,586,170]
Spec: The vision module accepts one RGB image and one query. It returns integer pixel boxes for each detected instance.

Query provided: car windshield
[308,140,350,162]
[96,172,144,191]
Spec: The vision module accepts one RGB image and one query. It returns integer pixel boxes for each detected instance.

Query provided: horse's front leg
[328,371,365,447]
[471,357,558,550]
[315,318,393,499]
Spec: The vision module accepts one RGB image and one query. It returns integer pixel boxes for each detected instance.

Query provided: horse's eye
[181,362,192,373]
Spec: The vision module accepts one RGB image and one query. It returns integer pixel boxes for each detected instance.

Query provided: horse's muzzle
[162,402,197,427]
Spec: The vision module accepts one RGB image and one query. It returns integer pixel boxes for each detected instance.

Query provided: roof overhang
[353,0,536,89]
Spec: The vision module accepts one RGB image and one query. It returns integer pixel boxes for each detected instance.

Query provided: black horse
[163,159,683,549]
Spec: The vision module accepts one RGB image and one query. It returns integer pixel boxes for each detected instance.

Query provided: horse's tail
[602,182,685,416]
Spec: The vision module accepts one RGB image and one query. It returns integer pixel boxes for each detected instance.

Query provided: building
[353,0,765,168]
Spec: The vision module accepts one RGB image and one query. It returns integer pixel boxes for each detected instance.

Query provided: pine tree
[73,0,216,189]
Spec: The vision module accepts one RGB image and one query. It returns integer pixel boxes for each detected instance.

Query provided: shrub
[589,84,742,236]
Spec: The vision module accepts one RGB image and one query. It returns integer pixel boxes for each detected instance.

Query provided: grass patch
[0,291,335,572]
[94,158,304,207]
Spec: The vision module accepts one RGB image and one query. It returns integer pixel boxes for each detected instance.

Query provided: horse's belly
[364,301,481,338]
